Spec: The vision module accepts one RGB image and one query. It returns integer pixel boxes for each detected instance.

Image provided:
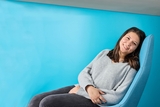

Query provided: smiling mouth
[123,44,129,50]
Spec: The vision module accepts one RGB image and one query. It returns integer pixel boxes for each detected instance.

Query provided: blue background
[0,1,160,107]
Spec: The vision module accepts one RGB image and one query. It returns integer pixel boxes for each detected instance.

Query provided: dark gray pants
[28,85,99,107]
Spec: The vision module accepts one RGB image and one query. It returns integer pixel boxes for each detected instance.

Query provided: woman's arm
[78,50,106,90]
[100,69,137,106]
[78,50,108,104]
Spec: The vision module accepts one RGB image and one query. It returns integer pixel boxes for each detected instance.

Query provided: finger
[99,96,107,103]
[99,90,106,95]
[95,98,102,104]
[92,99,99,104]
[91,99,96,104]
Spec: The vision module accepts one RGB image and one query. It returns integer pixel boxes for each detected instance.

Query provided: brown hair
[107,27,146,70]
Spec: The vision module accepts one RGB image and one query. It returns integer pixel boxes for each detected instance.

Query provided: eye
[133,42,137,46]
[126,36,130,40]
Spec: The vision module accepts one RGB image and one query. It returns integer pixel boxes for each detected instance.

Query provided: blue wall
[0,1,160,107]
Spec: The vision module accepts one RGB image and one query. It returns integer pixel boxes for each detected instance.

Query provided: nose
[127,41,132,47]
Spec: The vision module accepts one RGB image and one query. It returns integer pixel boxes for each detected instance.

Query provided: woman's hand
[69,85,80,94]
[86,85,107,104]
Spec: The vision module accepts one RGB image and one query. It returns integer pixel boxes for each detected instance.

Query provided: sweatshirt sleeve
[100,69,137,106]
[78,50,107,91]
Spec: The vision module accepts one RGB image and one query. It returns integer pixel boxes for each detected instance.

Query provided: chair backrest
[108,35,154,107]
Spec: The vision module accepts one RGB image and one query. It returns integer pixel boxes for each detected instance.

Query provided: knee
[27,94,42,107]
[39,96,60,107]
[39,97,50,107]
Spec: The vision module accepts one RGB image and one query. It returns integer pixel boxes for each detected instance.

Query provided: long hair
[107,27,146,71]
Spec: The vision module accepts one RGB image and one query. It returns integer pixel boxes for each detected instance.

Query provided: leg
[28,85,74,107]
[39,93,99,107]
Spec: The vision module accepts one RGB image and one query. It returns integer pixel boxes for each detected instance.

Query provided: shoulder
[99,49,111,54]
[116,62,137,73]
[93,49,111,60]
[96,49,111,58]
[125,64,137,75]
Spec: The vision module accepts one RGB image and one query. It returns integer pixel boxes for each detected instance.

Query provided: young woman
[28,27,146,107]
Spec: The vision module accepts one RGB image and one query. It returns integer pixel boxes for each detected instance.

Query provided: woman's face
[119,31,140,57]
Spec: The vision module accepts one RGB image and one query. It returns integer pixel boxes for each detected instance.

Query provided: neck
[119,51,125,62]
[119,58,124,62]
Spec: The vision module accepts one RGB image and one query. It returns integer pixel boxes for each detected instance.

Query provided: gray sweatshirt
[76,49,137,106]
